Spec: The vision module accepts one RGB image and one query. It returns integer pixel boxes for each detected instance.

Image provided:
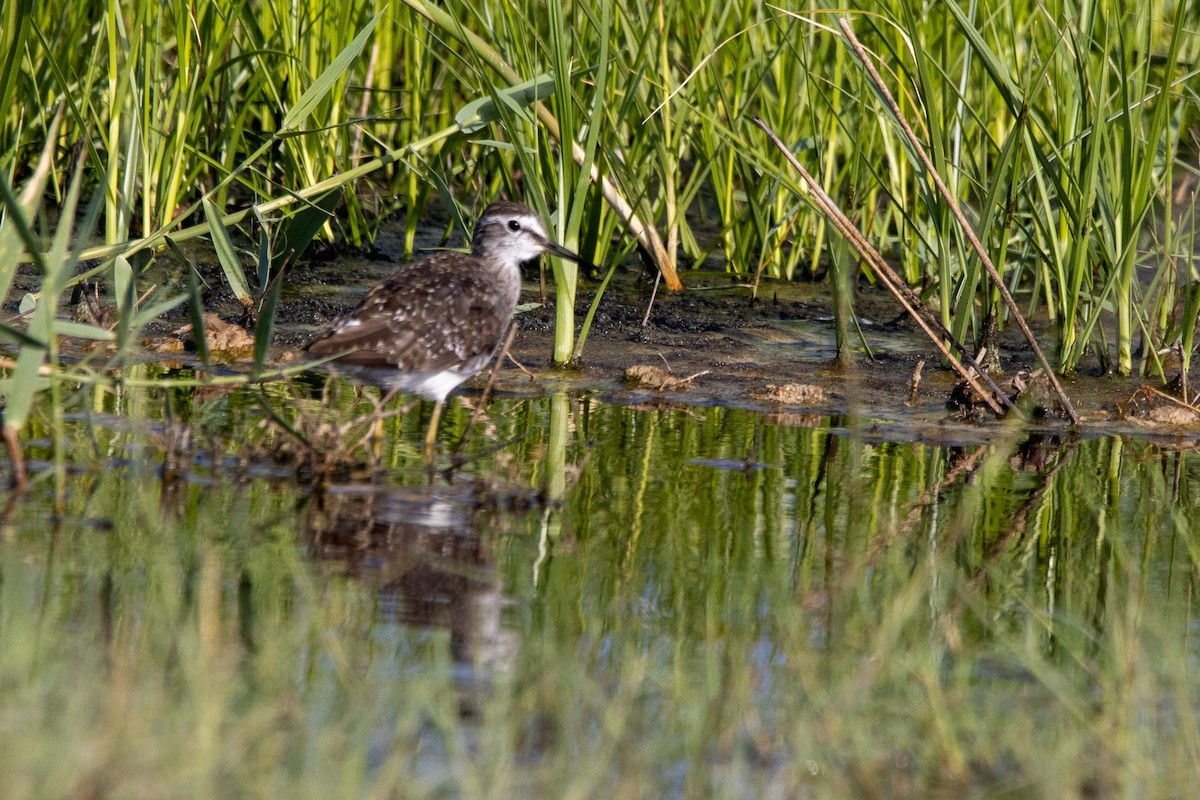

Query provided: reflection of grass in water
[0,388,1197,797]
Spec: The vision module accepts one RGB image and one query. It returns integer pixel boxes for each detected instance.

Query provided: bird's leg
[369,387,402,459]
[343,393,418,462]
[423,399,445,460]
[453,324,516,458]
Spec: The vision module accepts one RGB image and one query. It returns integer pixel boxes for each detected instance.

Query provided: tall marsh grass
[1,0,1198,392]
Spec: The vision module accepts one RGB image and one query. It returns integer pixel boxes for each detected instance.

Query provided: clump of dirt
[624,364,709,391]
[748,383,829,405]
[1117,385,1200,432]
[146,313,256,359]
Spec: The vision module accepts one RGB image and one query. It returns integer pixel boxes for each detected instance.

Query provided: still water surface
[1,383,1196,797]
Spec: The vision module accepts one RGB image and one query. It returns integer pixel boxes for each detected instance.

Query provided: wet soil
[270,248,1200,447]
[14,218,1196,447]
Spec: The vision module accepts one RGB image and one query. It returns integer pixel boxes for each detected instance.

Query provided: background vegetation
[2,0,1199,372]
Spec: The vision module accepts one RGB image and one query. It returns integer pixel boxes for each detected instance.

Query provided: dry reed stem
[838,18,1079,424]
[398,0,682,292]
[3,425,26,490]
[754,118,1008,416]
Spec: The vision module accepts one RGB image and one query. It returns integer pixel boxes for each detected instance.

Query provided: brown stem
[398,0,682,292]
[838,18,1079,425]
[754,117,1008,416]
[3,425,27,490]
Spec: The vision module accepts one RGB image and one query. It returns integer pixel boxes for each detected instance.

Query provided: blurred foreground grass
[0,383,1196,798]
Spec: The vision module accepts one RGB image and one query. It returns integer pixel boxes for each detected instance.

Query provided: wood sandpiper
[306,201,586,454]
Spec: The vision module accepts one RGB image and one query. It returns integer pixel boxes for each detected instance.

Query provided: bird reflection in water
[305,484,522,711]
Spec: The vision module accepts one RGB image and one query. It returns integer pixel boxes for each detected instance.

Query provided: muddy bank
[269,252,1197,446]
[12,225,1185,447]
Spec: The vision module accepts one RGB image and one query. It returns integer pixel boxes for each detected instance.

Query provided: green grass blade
[279,10,383,133]
[454,73,556,134]
[252,278,282,376]
[1,342,48,434]
[53,322,115,341]
[1,153,85,436]
[167,236,209,367]
[255,209,272,292]
[573,257,618,361]
[186,265,210,367]
[114,255,134,319]
[130,294,187,329]
[202,198,252,312]
[0,113,61,291]
[0,0,32,128]
[272,188,343,272]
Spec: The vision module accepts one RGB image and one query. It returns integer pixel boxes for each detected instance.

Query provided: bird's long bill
[544,239,593,269]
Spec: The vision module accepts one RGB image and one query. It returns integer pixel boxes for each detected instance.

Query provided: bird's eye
[507,220,521,232]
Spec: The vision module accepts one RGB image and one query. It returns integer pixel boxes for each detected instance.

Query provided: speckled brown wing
[306,252,514,372]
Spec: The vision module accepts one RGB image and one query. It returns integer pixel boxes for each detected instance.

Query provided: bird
[306,201,586,455]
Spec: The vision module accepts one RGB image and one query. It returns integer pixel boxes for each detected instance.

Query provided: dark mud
[14,219,1192,448]
[268,247,1199,447]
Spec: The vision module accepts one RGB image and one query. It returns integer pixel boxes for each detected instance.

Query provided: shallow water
[1,374,1197,798]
